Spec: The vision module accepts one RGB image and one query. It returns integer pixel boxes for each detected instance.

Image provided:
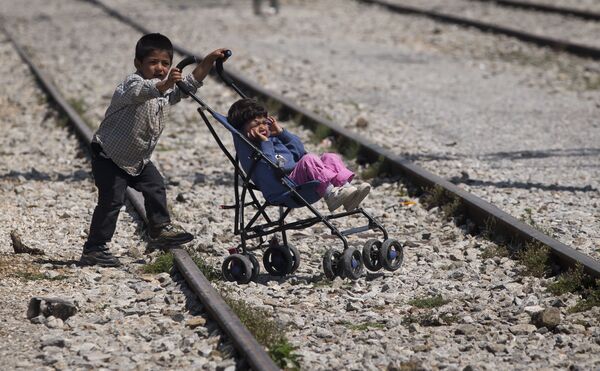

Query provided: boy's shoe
[343,183,371,211]
[80,245,121,267]
[325,185,357,212]
[149,223,194,246]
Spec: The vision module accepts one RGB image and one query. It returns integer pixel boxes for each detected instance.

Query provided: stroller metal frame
[175,54,399,281]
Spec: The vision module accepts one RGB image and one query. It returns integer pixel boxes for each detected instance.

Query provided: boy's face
[134,49,172,80]
[243,116,271,140]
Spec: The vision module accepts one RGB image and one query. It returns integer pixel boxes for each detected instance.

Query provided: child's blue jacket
[235,130,306,204]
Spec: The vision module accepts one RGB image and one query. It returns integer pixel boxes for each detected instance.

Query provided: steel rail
[356,0,600,60]
[469,0,600,22]
[82,0,600,279]
[1,26,280,371]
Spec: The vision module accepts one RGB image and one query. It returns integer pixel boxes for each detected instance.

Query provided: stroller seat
[210,111,322,208]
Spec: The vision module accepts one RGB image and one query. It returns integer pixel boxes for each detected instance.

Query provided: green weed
[548,264,586,296]
[408,295,449,309]
[480,244,510,260]
[518,242,550,278]
[223,296,300,369]
[191,255,222,282]
[311,124,332,144]
[142,252,174,274]
[343,321,385,331]
[361,156,387,179]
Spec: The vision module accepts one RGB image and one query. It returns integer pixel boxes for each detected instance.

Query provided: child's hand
[248,126,268,142]
[192,48,230,83]
[268,116,283,136]
[156,68,182,93]
[206,48,230,63]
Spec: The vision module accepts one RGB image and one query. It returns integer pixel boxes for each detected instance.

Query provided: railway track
[1,0,599,368]
[1,25,279,371]
[358,0,600,60]
[81,0,600,278]
[468,0,600,22]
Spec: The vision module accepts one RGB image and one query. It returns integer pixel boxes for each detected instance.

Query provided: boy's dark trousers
[84,143,170,248]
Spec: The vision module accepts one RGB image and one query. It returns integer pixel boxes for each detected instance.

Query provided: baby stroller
[175,52,404,283]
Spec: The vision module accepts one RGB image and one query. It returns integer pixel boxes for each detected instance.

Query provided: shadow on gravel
[0,168,90,182]
[482,147,600,160]
[35,258,80,267]
[450,176,598,192]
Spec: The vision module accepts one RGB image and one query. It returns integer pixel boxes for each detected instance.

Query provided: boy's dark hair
[135,33,173,62]
[227,98,268,130]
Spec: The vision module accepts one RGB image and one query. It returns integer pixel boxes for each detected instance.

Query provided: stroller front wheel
[222,254,253,284]
[342,247,364,280]
[380,239,404,271]
[362,239,383,272]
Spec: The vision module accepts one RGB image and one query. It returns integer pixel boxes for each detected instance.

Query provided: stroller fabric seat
[210,112,322,208]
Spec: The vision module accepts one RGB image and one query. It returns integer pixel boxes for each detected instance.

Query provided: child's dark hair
[135,33,173,62]
[227,98,268,130]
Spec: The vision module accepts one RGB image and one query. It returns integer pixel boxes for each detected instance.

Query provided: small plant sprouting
[142,252,174,274]
[361,156,386,180]
[222,295,300,369]
[311,124,332,144]
[408,294,449,309]
[518,242,551,278]
[548,264,586,296]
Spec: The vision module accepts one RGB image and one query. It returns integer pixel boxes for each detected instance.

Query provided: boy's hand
[248,126,268,142]
[205,48,230,63]
[156,68,182,94]
[268,116,283,136]
[192,48,230,83]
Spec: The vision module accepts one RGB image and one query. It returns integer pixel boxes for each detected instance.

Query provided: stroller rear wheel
[362,239,383,271]
[263,245,294,276]
[341,247,364,280]
[380,239,404,271]
[246,252,260,281]
[288,244,301,274]
[322,249,342,280]
[222,254,253,284]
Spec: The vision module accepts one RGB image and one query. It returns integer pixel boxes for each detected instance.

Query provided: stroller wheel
[322,249,342,280]
[287,244,301,274]
[380,239,404,271]
[342,247,364,280]
[246,252,260,281]
[362,239,383,271]
[263,245,293,276]
[222,254,253,284]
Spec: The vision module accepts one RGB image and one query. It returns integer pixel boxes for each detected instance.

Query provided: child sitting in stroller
[227,98,371,211]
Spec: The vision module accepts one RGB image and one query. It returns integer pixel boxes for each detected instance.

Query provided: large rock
[27,297,77,321]
[531,307,561,329]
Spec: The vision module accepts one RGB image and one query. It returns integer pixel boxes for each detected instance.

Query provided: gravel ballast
[1,0,599,369]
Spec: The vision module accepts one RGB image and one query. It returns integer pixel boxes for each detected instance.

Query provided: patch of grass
[401,312,457,327]
[142,252,174,274]
[342,321,385,331]
[191,255,222,282]
[480,244,510,260]
[223,296,300,369]
[337,138,361,160]
[421,185,464,220]
[311,124,332,144]
[389,360,423,371]
[518,242,550,278]
[408,294,449,309]
[548,264,586,296]
[361,156,387,179]
[568,280,600,313]
[15,271,69,281]
[68,98,87,115]
[268,338,300,370]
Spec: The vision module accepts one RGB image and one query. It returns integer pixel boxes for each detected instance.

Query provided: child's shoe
[343,183,371,211]
[325,185,357,212]
[149,223,194,245]
[80,244,121,267]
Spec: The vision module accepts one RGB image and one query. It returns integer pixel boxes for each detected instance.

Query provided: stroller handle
[175,55,199,71]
